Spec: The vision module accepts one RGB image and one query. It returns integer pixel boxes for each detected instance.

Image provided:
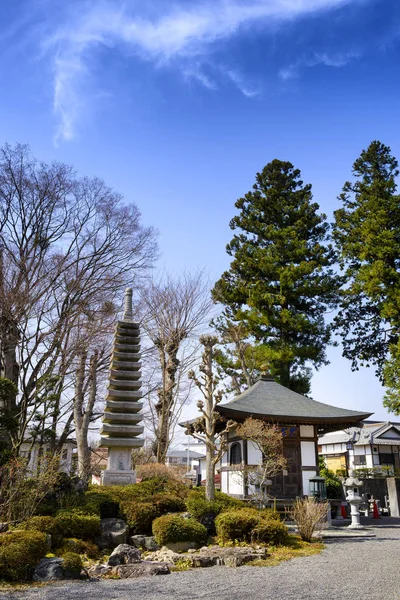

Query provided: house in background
[165,449,204,469]
[19,438,77,475]
[319,421,400,475]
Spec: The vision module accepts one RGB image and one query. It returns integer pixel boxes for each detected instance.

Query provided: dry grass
[248,534,325,567]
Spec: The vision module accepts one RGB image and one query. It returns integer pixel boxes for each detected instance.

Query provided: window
[379,453,395,465]
[353,455,366,466]
[230,442,242,465]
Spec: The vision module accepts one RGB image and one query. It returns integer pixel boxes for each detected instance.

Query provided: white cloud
[279,51,360,80]
[43,0,361,141]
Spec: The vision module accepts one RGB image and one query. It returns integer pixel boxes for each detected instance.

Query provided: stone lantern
[343,469,364,529]
[309,475,327,500]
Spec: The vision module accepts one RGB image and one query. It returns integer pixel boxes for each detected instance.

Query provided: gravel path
[2,521,400,600]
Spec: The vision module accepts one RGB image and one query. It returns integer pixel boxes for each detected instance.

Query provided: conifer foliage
[212,160,338,393]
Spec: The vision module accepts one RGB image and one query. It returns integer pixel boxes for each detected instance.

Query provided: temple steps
[100,437,144,448]
[105,400,143,412]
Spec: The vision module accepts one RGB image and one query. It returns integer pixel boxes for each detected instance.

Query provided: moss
[248,535,325,566]
[152,515,207,546]
[56,538,99,559]
[0,530,48,581]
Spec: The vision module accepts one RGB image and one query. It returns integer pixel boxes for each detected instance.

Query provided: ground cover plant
[215,507,288,545]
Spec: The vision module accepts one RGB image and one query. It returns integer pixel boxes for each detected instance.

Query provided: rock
[0,523,9,533]
[199,512,217,535]
[145,547,181,565]
[33,558,64,581]
[130,535,159,551]
[97,518,129,549]
[112,561,170,578]
[144,536,159,551]
[108,544,142,566]
[180,512,192,519]
[130,534,145,548]
[165,541,198,552]
[87,561,170,579]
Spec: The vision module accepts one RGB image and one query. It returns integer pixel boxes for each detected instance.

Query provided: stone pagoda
[100,288,144,485]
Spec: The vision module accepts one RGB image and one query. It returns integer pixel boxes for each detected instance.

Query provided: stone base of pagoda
[101,446,136,487]
[101,469,136,486]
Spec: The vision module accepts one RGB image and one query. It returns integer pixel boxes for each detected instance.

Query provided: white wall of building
[301,441,316,466]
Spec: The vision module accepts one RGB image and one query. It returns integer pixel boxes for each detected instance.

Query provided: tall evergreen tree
[333,141,400,379]
[212,160,338,393]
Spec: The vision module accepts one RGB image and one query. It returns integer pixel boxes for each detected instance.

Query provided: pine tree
[333,141,400,379]
[212,159,338,393]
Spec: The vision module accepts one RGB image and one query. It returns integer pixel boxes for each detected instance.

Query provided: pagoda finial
[123,287,133,322]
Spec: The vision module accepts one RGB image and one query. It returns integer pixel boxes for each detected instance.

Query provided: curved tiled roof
[216,376,372,424]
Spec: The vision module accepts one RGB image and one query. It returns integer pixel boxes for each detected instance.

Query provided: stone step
[110,370,142,381]
[103,411,143,423]
[100,423,144,436]
[109,379,142,390]
[107,389,142,400]
[99,437,144,449]
[111,361,142,370]
[105,400,143,413]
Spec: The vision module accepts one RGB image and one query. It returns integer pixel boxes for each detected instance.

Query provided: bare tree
[185,335,234,500]
[139,271,213,463]
[0,143,157,458]
[236,417,287,507]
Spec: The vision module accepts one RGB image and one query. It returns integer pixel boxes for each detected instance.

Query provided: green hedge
[152,515,207,546]
[185,490,244,520]
[56,538,99,559]
[54,511,101,541]
[215,508,288,544]
[121,502,159,535]
[19,516,63,548]
[0,530,48,581]
[81,492,120,518]
[62,551,83,577]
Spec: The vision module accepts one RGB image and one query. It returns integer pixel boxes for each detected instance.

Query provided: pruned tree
[0,143,157,460]
[139,271,213,463]
[236,417,287,507]
[185,335,234,500]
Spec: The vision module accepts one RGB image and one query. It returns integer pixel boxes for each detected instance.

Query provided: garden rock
[108,544,142,566]
[112,561,170,578]
[0,522,8,533]
[145,547,181,565]
[165,541,198,552]
[130,535,159,551]
[146,545,267,568]
[97,518,129,548]
[33,558,64,581]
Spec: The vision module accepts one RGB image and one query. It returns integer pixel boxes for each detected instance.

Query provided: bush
[0,530,48,581]
[81,492,120,518]
[137,463,180,481]
[19,515,63,548]
[152,494,186,514]
[251,519,288,545]
[152,515,207,546]
[62,552,83,577]
[122,502,159,535]
[186,490,244,520]
[56,538,99,559]
[54,511,101,541]
[289,497,329,542]
[215,507,286,544]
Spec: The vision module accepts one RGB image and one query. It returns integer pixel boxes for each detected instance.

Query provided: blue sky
[1,0,400,421]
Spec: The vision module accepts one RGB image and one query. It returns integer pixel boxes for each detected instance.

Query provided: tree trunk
[205,442,215,500]
[155,346,179,463]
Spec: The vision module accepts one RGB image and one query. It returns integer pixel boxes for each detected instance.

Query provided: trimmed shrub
[215,507,287,544]
[62,552,83,578]
[152,494,186,514]
[19,515,63,548]
[0,530,48,581]
[56,538,99,559]
[54,511,100,541]
[152,515,207,546]
[81,492,120,518]
[137,463,179,481]
[122,502,159,535]
[186,490,244,520]
[251,519,288,545]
